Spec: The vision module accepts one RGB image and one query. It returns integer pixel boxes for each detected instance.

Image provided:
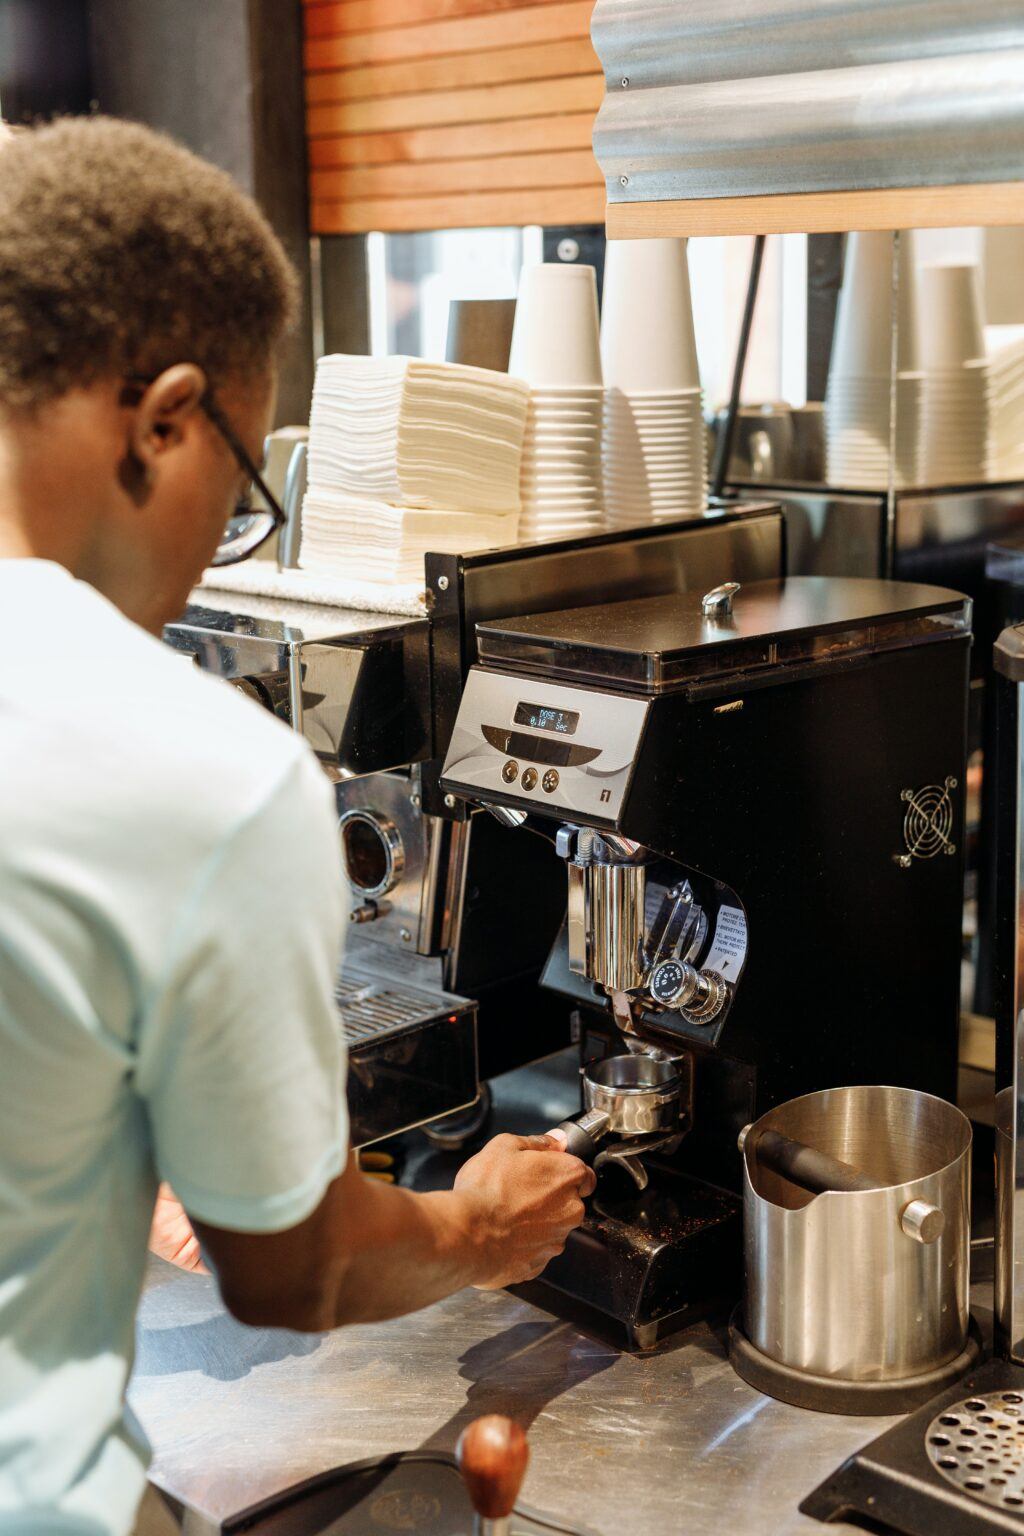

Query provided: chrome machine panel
[441,670,649,827]
[165,594,430,779]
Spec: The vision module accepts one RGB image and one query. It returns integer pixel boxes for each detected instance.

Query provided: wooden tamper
[456,1414,530,1536]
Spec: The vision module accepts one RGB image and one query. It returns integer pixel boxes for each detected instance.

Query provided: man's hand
[188,1134,595,1331]
[453,1133,595,1290]
[149,1183,208,1273]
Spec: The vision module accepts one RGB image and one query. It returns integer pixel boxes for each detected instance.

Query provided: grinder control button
[542,770,559,793]
[521,767,538,791]
[502,760,519,783]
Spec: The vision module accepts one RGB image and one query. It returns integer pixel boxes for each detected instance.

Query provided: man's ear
[129,364,207,470]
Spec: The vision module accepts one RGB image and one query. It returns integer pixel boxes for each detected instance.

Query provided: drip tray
[220,1450,602,1536]
[338,938,478,1150]
[802,1356,1024,1533]
[336,975,458,1046]
[926,1390,1024,1511]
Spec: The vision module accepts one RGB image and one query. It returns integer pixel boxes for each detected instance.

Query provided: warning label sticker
[703,905,747,979]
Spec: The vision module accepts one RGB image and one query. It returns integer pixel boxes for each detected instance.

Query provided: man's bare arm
[190,1133,594,1332]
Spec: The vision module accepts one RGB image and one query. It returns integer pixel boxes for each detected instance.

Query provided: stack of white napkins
[299,354,528,583]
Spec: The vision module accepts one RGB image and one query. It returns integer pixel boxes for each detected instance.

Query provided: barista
[0,118,593,1536]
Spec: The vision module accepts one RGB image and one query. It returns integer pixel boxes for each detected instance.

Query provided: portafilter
[554,1054,682,1165]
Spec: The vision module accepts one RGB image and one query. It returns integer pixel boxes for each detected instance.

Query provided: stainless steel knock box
[730,1084,980,1414]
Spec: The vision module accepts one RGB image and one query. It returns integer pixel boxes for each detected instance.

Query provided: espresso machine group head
[442,575,972,1348]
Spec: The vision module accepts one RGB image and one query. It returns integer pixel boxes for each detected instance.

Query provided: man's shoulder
[6,574,327,851]
[113,635,325,838]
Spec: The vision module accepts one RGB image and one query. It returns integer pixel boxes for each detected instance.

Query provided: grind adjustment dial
[645,959,728,1025]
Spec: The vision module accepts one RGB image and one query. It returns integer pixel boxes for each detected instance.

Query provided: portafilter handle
[552,1108,611,1165]
[456,1415,529,1536]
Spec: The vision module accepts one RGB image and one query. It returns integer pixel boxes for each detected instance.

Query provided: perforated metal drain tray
[338,936,478,1149]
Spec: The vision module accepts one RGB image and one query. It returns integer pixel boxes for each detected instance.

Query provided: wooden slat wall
[303,0,605,234]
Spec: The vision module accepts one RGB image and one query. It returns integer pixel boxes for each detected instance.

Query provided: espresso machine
[441,575,972,1349]
[165,505,785,1150]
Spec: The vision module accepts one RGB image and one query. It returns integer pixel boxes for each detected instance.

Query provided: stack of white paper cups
[825,231,920,489]
[508,263,604,542]
[916,264,992,485]
[599,238,706,526]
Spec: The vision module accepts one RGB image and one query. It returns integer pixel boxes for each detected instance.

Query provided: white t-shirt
[0,561,348,1534]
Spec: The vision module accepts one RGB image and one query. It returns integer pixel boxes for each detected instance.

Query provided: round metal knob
[900,1198,945,1245]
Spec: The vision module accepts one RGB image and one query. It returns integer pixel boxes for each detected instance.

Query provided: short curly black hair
[0,115,298,411]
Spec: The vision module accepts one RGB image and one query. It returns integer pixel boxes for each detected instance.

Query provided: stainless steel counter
[129,1255,917,1536]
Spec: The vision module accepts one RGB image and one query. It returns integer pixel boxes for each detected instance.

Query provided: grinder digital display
[513,701,580,736]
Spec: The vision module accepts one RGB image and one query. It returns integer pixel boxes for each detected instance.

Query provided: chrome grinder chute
[555,827,729,1037]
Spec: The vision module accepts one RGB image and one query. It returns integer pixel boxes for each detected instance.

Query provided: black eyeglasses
[125,375,287,566]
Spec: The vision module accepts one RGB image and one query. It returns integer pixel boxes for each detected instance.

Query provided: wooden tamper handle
[456,1415,529,1536]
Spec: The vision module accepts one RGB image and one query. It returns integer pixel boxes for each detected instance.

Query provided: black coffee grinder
[441,576,971,1350]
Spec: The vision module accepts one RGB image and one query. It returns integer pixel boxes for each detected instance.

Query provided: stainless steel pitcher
[742,1084,971,1382]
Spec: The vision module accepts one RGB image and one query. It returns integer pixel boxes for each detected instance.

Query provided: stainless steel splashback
[726,480,1024,583]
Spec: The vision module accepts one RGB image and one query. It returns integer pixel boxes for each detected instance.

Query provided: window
[365,227,809,408]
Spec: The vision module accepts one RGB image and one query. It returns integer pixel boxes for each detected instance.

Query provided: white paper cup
[527,420,603,435]
[521,482,602,497]
[604,429,699,448]
[526,446,602,459]
[604,474,700,488]
[521,508,604,519]
[520,518,603,529]
[528,451,601,464]
[604,454,697,471]
[604,415,702,436]
[604,417,700,436]
[509,266,602,387]
[605,392,701,412]
[600,239,700,392]
[830,231,898,380]
[917,265,986,371]
[521,472,601,488]
[521,520,602,530]
[522,492,603,506]
[528,399,604,415]
[606,458,702,475]
[527,423,597,437]
[605,489,702,504]
[528,405,604,422]
[606,486,705,500]
[523,482,601,496]
[604,417,701,435]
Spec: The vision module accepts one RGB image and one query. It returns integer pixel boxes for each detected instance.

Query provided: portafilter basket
[583,1054,681,1137]
[555,1054,682,1164]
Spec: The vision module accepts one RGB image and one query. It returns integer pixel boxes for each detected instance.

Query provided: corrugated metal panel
[592,0,1024,213]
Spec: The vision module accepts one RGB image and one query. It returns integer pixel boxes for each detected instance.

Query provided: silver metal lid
[476,577,971,693]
